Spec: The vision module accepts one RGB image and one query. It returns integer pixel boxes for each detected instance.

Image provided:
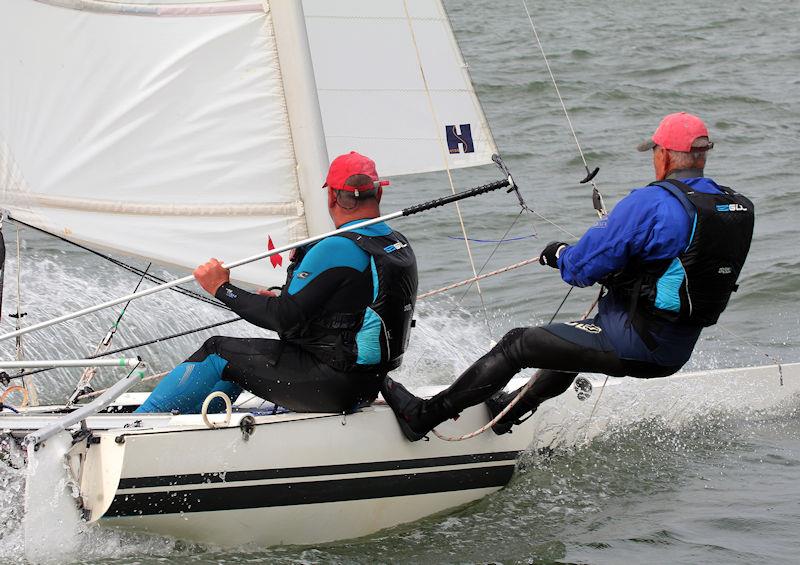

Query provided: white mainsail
[0,0,497,288]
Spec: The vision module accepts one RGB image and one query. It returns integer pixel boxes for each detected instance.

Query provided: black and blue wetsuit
[137,220,417,414]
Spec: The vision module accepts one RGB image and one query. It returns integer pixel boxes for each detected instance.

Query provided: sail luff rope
[400,0,492,339]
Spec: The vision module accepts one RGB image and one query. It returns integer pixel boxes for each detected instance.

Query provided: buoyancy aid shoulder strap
[648,179,696,218]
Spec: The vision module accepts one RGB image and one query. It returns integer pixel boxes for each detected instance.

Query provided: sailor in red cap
[382,113,755,441]
[138,152,417,415]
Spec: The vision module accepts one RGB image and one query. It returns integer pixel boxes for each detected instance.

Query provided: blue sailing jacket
[557,177,726,366]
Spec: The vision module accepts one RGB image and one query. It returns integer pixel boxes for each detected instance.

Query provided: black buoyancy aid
[340,231,418,370]
[283,229,417,372]
[609,179,754,327]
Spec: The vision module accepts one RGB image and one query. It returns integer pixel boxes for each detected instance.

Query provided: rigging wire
[9,316,242,381]
[520,0,606,217]
[715,324,784,386]
[7,217,229,311]
[66,263,153,405]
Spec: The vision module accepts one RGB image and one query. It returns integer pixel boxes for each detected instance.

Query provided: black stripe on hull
[106,465,515,517]
[117,450,520,489]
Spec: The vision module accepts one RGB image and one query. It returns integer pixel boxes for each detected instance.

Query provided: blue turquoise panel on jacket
[655,258,686,312]
[355,258,382,365]
[135,354,241,414]
[356,307,383,365]
[288,235,371,295]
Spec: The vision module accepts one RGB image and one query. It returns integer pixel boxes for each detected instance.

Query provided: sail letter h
[446,124,475,154]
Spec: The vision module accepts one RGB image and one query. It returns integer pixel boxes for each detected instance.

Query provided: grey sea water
[1,0,800,563]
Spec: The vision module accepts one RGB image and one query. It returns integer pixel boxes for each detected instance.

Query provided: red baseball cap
[637,112,714,152]
[323,151,390,194]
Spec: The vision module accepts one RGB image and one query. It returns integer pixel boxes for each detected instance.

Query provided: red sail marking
[268,236,282,268]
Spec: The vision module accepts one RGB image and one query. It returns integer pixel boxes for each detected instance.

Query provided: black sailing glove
[539,241,568,268]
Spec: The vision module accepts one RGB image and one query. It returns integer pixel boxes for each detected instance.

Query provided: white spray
[23,432,81,563]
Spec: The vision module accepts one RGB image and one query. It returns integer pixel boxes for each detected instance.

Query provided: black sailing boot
[485,369,577,435]
[484,388,541,435]
[381,377,458,441]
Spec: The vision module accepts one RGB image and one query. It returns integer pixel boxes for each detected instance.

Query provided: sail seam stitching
[2,194,304,217]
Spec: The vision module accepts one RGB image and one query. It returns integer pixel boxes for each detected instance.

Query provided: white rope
[417,257,539,300]
[401,0,493,339]
[433,370,540,441]
[521,1,588,170]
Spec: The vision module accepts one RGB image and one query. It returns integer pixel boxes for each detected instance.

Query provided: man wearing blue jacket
[382,112,755,441]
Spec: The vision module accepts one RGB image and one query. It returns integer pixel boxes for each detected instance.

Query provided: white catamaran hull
[2,363,797,547]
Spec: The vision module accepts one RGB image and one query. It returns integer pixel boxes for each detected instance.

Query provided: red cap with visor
[637,112,714,152]
[323,151,390,196]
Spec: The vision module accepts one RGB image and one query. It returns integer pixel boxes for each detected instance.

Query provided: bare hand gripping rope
[0,157,516,345]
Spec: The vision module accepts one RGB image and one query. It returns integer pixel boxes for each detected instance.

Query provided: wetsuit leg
[216,339,382,413]
[382,321,680,440]
[137,336,382,414]
[434,325,629,414]
[482,323,681,432]
[135,337,245,414]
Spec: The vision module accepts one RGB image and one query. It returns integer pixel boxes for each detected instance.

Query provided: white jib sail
[0,0,497,290]
[304,0,498,176]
